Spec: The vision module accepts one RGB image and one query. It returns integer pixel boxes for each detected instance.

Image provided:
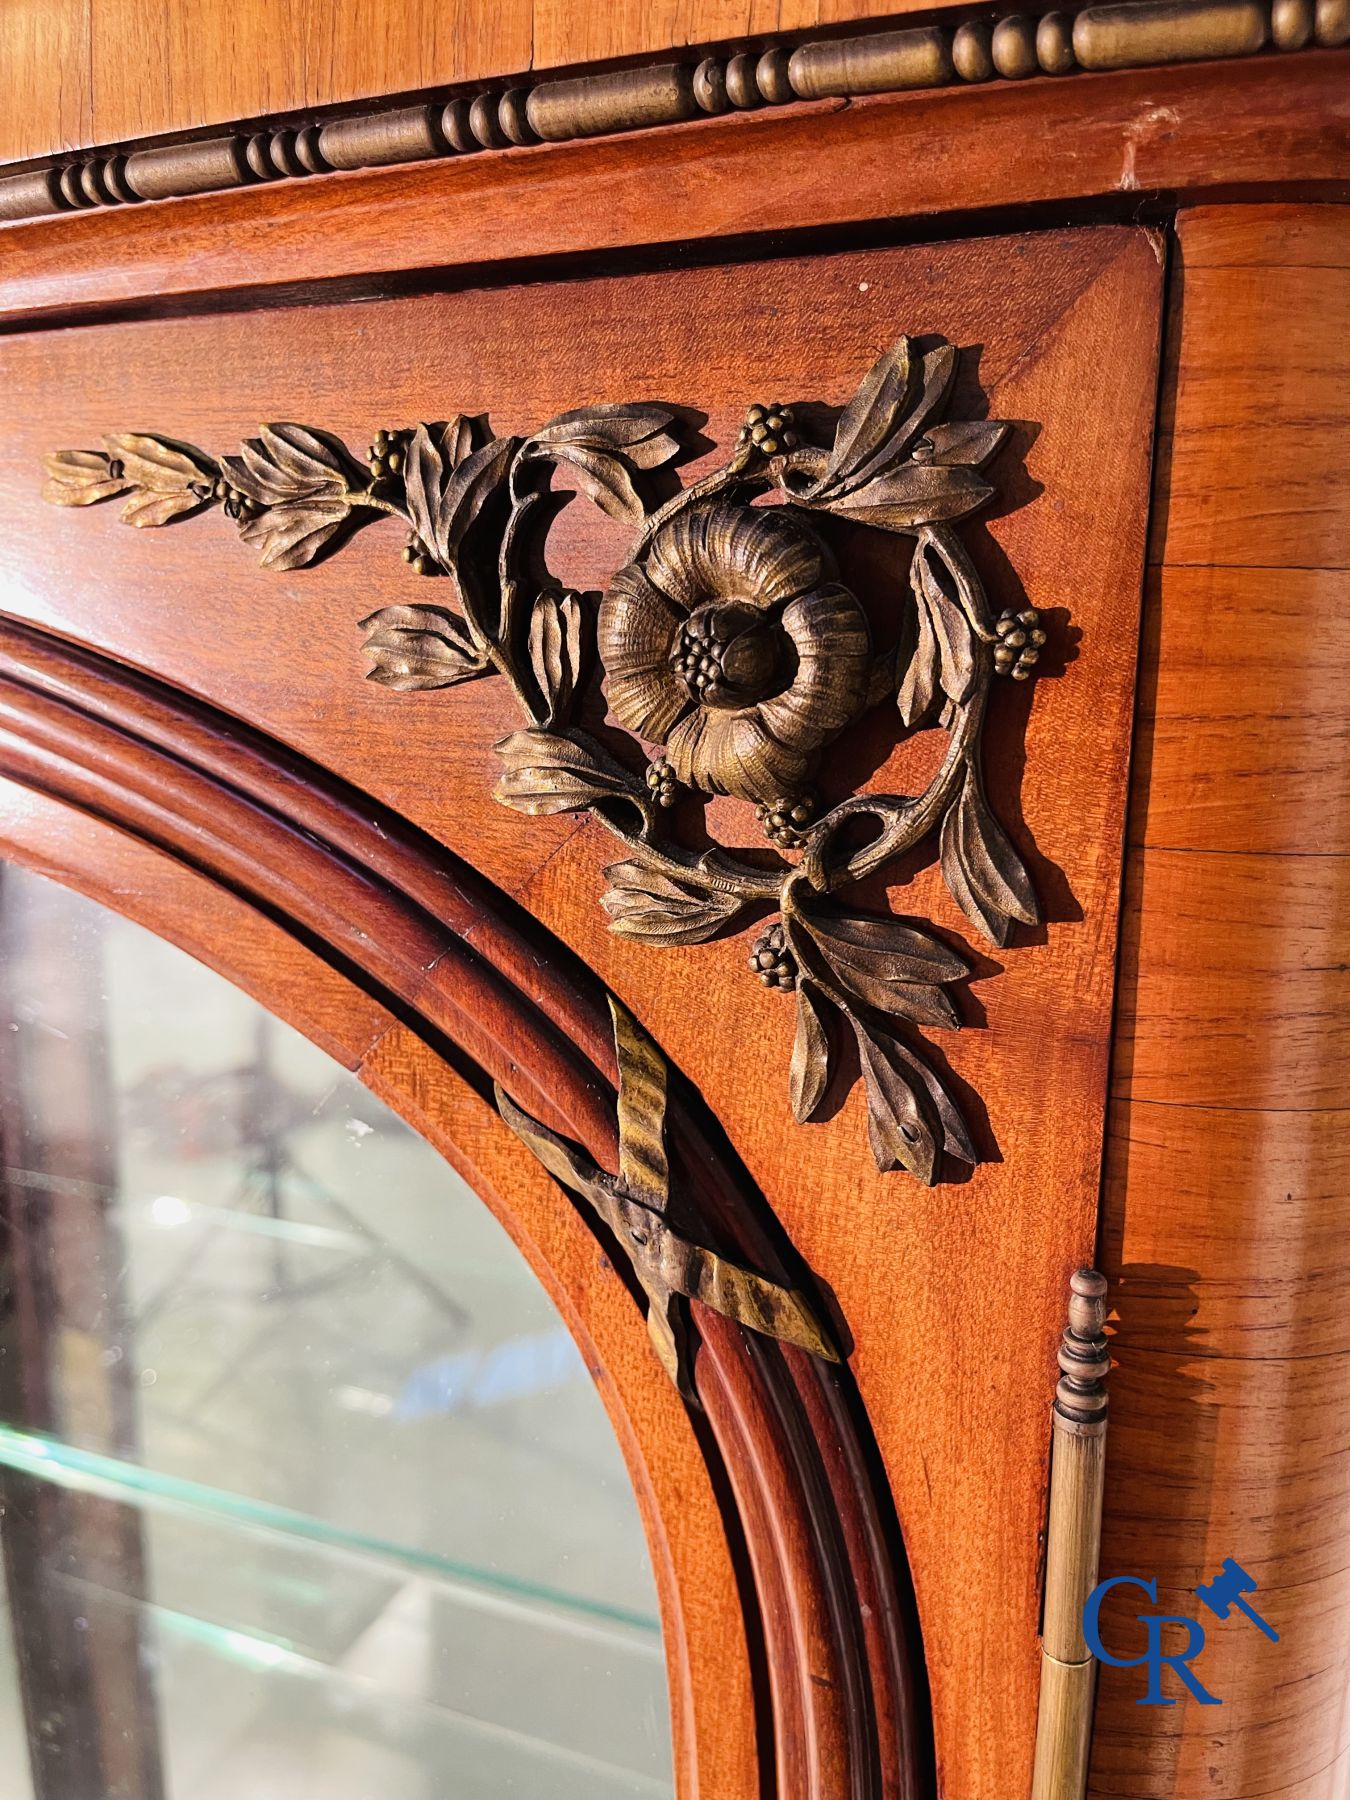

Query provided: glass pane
[0,862,672,1800]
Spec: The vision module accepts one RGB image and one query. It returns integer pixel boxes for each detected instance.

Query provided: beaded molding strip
[1,0,1345,225]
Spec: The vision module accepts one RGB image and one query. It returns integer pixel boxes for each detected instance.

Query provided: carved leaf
[403,419,506,567]
[237,498,350,570]
[103,432,215,492]
[797,906,966,1029]
[444,434,514,566]
[826,462,993,532]
[434,413,491,469]
[402,426,444,554]
[42,449,130,507]
[89,433,217,527]
[260,422,357,485]
[897,587,940,730]
[923,525,994,636]
[529,404,680,470]
[841,343,959,495]
[850,1013,941,1184]
[904,1040,979,1167]
[817,341,963,499]
[858,1019,976,1172]
[532,442,648,525]
[119,487,208,528]
[924,420,1008,468]
[524,405,679,525]
[802,907,968,984]
[881,342,958,481]
[940,759,1039,947]
[820,338,913,492]
[911,541,977,707]
[360,604,486,690]
[600,860,744,946]
[528,589,585,725]
[790,981,835,1123]
[224,423,363,506]
[494,728,644,817]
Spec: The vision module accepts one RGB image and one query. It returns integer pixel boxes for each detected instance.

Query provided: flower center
[670,602,787,710]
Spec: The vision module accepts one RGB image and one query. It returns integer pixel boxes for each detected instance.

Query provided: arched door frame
[0,611,931,1800]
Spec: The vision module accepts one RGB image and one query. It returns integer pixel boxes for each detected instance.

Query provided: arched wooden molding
[0,610,931,1800]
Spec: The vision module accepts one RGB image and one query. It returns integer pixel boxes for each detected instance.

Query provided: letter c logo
[1083,1575,1158,1667]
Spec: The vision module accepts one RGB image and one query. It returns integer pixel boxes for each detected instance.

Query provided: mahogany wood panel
[1156,214,1350,570]
[1175,201,1350,268]
[0,53,1345,328]
[0,771,761,1800]
[0,220,1162,1798]
[1105,1098,1350,1363]
[1093,203,1350,1800]
[530,0,919,70]
[0,0,93,165]
[0,0,929,163]
[1112,847,1350,1109]
[1130,565,1350,855]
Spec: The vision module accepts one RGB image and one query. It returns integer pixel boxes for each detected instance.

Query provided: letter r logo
[1082,1575,1221,1706]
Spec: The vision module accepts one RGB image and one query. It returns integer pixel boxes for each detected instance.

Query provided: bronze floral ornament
[42,334,1049,1183]
[600,504,871,804]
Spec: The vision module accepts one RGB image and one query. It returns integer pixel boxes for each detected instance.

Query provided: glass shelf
[2,1460,669,1798]
[0,1425,661,1637]
[39,1581,667,1799]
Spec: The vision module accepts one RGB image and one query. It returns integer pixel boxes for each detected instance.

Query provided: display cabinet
[0,6,1345,1797]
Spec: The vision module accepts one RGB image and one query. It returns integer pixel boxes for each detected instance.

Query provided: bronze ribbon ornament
[497,996,838,1398]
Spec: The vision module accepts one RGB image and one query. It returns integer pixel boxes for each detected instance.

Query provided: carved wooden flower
[598,502,870,805]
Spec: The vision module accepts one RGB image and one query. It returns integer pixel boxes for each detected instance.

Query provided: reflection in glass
[0,862,672,1799]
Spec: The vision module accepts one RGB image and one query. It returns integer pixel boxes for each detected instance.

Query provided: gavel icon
[1194,1558,1280,1642]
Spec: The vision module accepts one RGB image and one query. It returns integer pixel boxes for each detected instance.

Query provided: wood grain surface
[0,52,1343,330]
[0,0,935,164]
[1093,203,1350,1800]
[0,220,1162,1798]
[1130,566,1350,854]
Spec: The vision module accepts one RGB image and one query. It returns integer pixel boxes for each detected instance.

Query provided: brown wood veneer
[1093,201,1350,1800]
[0,214,1163,1796]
